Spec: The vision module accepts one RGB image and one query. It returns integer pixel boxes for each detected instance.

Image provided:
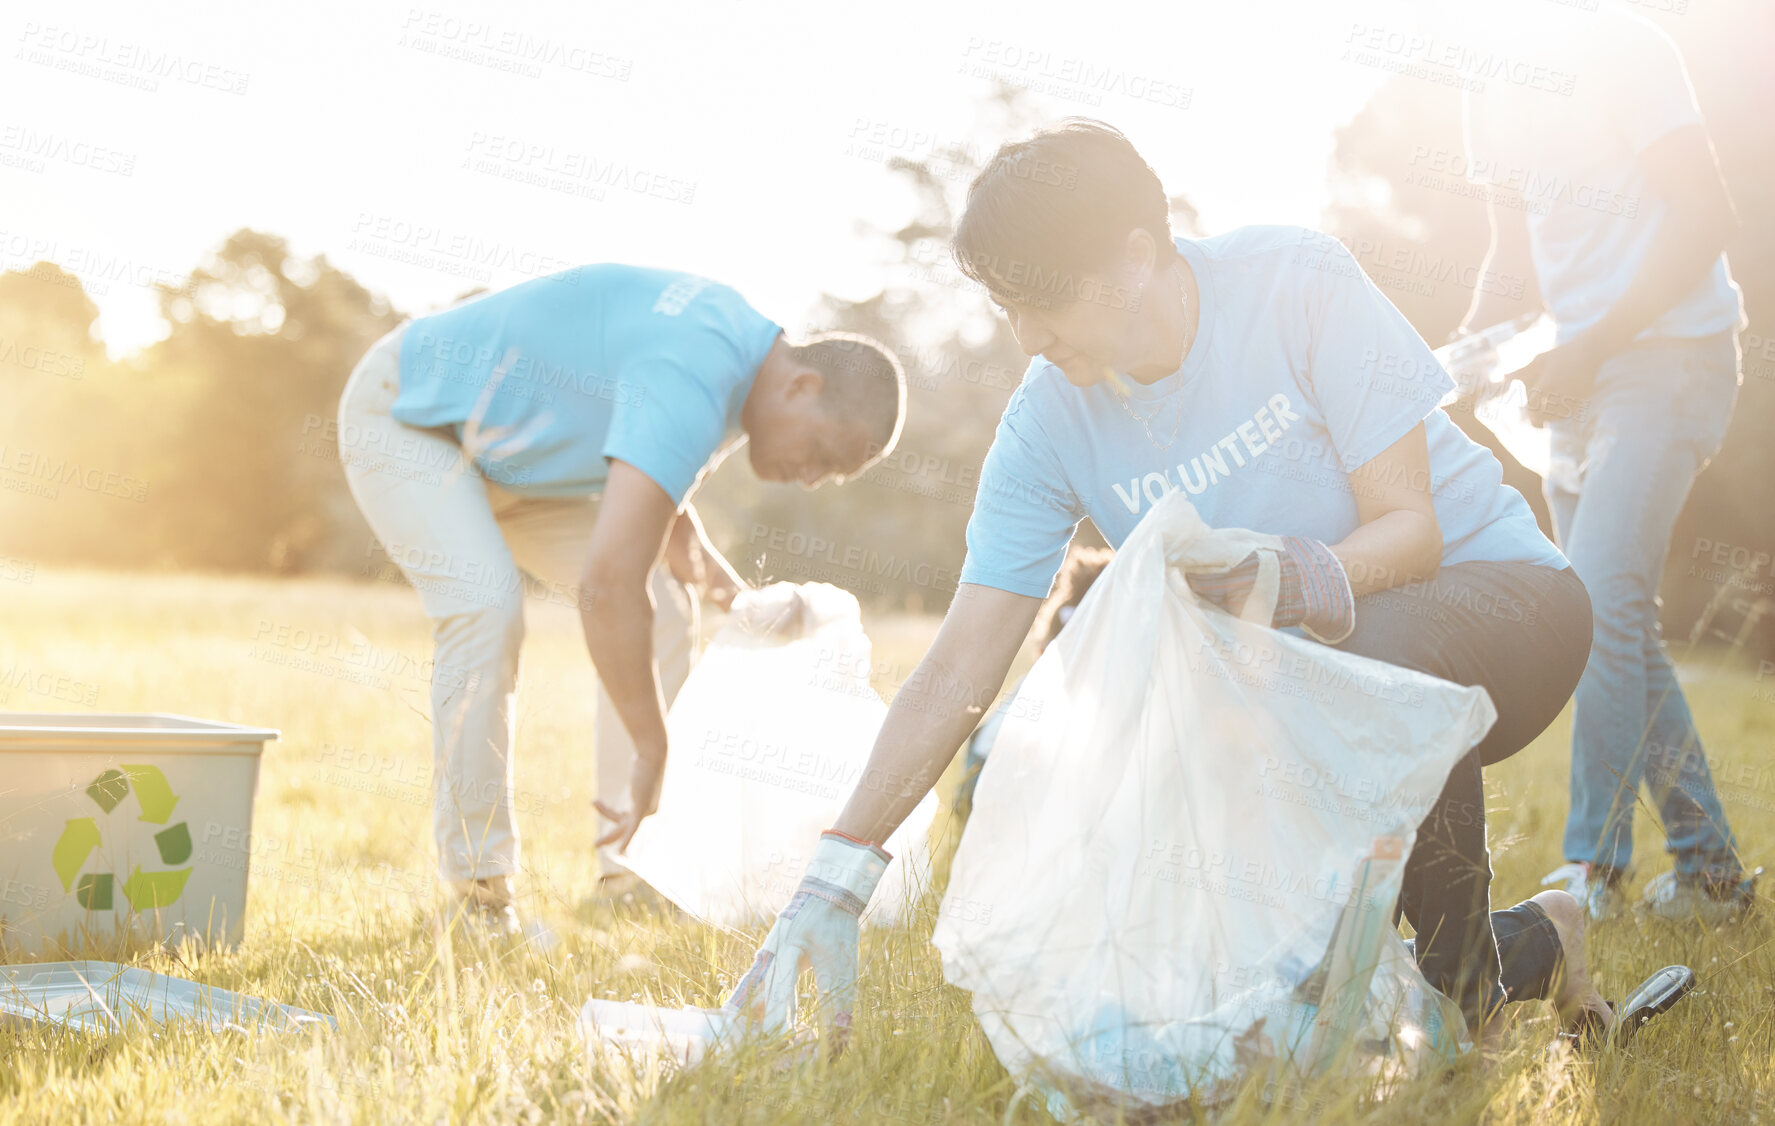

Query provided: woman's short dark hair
[953,119,1174,309]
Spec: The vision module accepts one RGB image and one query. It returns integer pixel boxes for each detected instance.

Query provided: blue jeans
[1547,332,1743,882]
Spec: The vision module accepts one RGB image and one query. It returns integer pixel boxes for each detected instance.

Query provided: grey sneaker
[1542,862,1627,921]
[1640,867,1760,925]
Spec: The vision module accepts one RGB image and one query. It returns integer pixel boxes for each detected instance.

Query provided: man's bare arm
[1460,188,1539,334]
[1334,423,1443,595]
[581,459,678,847]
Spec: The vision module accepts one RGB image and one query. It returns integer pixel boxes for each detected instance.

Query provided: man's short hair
[789,332,907,469]
[953,118,1174,309]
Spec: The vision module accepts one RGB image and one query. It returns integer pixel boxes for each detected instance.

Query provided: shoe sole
[1614,965,1698,1048]
[1559,964,1697,1050]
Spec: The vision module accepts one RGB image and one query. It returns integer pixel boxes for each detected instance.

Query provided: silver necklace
[1115,270,1194,451]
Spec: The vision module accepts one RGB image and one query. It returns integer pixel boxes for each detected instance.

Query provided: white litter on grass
[579,999,734,1069]
[0,961,335,1034]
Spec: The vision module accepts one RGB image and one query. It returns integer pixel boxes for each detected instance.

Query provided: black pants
[1335,561,1593,1027]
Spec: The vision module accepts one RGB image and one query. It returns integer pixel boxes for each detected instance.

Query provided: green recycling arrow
[122,764,179,824]
[122,866,192,911]
[154,822,192,865]
[76,873,114,910]
[52,818,103,891]
[86,769,129,813]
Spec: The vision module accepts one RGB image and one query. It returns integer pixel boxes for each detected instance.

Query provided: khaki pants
[337,323,696,883]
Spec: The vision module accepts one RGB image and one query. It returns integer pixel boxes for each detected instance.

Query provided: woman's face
[984,230,1165,387]
[994,280,1141,389]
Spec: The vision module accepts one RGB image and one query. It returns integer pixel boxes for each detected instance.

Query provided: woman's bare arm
[1332,422,1443,595]
[831,583,1041,844]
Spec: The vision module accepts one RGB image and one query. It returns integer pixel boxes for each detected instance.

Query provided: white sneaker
[1639,867,1760,925]
[1542,862,1627,921]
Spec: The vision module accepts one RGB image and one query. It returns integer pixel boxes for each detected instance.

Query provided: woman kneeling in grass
[729,120,1693,1052]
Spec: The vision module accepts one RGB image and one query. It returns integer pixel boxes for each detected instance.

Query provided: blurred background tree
[144,230,401,571]
[0,263,117,564]
[0,232,399,572]
[695,87,1061,612]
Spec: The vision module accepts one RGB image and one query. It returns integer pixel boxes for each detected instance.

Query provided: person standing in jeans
[1461,8,1756,922]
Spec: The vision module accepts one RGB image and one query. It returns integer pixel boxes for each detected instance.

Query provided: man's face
[746,379,877,489]
[993,279,1136,388]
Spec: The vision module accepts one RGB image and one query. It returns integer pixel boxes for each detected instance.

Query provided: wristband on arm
[791,830,891,917]
[1185,535,1356,644]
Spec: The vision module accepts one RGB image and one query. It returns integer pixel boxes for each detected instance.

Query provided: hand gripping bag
[622,582,937,928]
[931,493,1496,1118]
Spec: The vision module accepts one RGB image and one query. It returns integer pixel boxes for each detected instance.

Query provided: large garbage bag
[622,582,936,928]
[932,493,1495,1118]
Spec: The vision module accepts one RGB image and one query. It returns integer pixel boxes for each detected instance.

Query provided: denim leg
[1552,335,1741,874]
[1642,640,1741,880]
[1491,901,1563,1003]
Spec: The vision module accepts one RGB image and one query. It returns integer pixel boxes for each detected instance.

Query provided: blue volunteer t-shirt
[961,227,1568,599]
[393,266,782,503]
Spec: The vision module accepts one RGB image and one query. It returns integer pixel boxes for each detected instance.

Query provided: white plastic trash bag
[1434,313,1578,492]
[932,493,1496,1119]
[622,582,937,928]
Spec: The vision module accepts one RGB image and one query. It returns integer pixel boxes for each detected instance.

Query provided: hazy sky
[4,0,1437,356]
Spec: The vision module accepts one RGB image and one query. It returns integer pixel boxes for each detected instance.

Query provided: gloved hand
[1185,535,1356,644]
[724,830,890,1050]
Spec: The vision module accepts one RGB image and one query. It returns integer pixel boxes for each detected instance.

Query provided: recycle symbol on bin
[50,766,192,911]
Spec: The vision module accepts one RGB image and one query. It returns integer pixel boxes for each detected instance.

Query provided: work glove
[1185,535,1356,644]
[724,830,890,1050]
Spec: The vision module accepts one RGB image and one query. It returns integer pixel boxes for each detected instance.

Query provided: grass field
[1,568,1772,1125]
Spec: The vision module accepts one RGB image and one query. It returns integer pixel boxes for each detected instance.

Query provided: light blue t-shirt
[393,266,782,503]
[1461,11,1744,346]
[960,227,1568,599]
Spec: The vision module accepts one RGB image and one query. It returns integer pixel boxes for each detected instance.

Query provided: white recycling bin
[0,713,279,955]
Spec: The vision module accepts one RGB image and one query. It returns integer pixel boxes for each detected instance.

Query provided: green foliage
[0,231,400,572]
[144,231,403,571]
